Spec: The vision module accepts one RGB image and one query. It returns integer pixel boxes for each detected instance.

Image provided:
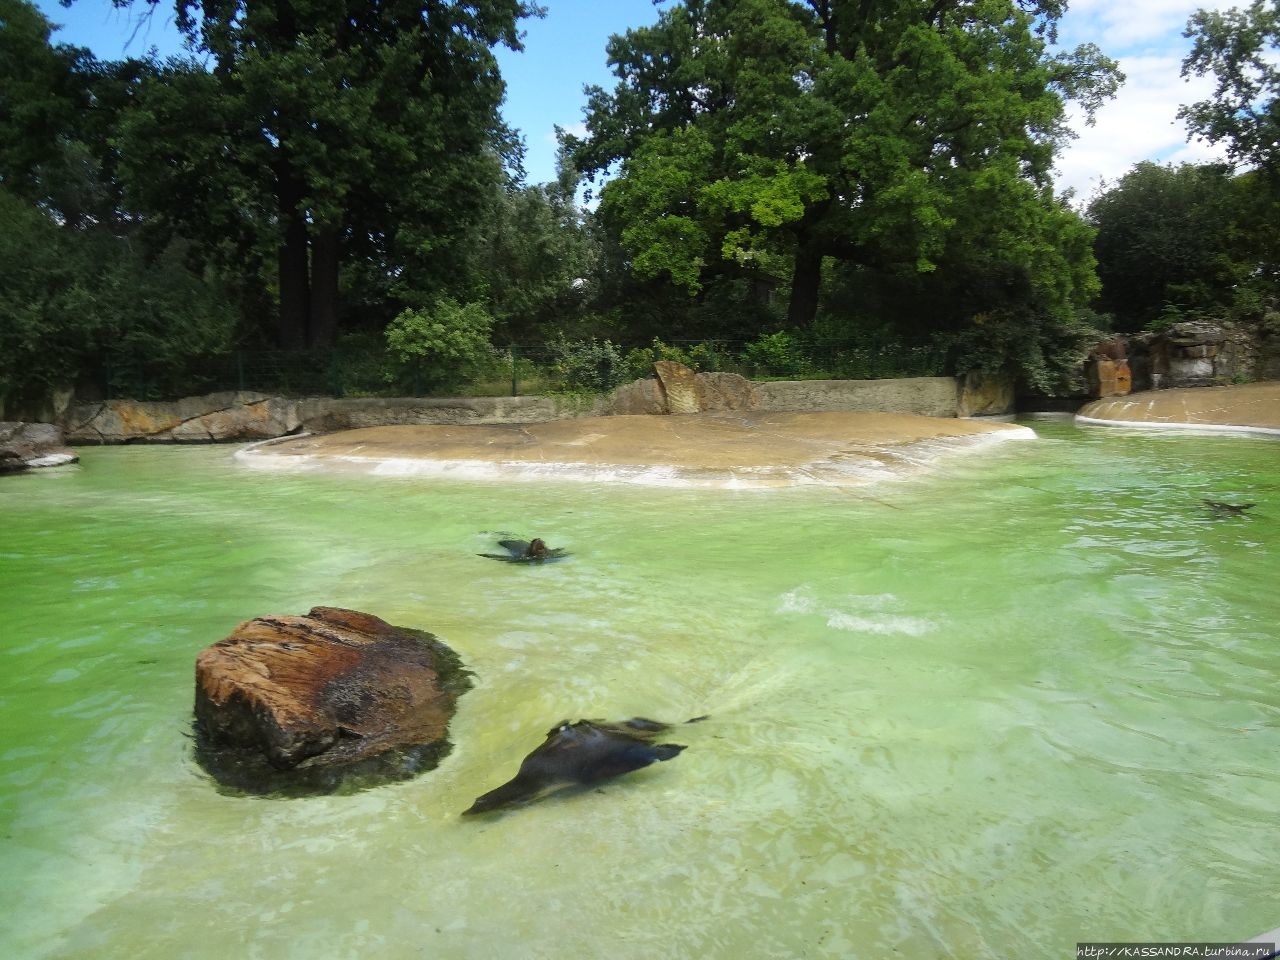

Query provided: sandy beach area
[1077,381,1280,435]
[236,410,1036,489]
[236,382,1278,488]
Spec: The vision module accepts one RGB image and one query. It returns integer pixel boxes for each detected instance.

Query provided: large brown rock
[0,422,78,473]
[653,360,706,414]
[193,606,471,795]
[65,391,299,444]
[957,372,1015,416]
[607,377,669,415]
[698,372,760,412]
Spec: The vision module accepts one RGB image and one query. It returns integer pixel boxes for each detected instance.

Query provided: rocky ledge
[65,390,300,444]
[194,606,471,795]
[0,422,78,473]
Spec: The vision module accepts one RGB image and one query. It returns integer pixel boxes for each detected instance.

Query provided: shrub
[548,336,627,392]
[741,331,809,377]
[385,298,494,394]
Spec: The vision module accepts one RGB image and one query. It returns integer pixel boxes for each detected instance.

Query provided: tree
[0,0,146,227]
[569,0,1121,344]
[0,1,239,414]
[476,143,601,343]
[1180,0,1280,176]
[113,0,541,349]
[1087,162,1247,329]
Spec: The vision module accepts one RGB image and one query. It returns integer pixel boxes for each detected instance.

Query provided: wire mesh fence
[85,335,950,403]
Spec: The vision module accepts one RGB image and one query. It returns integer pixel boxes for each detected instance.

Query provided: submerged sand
[236,411,1036,489]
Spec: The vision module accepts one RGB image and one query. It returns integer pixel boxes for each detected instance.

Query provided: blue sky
[34,0,1235,201]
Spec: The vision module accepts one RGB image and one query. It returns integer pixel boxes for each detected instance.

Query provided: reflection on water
[1,423,1278,958]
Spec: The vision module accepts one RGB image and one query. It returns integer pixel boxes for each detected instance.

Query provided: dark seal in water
[463,717,698,815]
[478,536,569,564]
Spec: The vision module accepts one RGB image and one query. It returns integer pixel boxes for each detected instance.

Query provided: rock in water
[193,606,471,795]
[0,422,78,473]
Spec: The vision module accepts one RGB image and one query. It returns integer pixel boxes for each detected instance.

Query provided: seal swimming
[1203,499,1256,516]
[478,536,569,563]
[462,717,697,815]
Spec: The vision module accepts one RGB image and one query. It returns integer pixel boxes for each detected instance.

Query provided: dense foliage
[5,0,1277,414]
[568,0,1122,391]
[1087,162,1249,330]
[1082,3,1280,337]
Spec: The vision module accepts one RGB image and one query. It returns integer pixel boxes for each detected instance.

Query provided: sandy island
[237,382,1278,489]
[1076,381,1280,436]
[236,411,1036,489]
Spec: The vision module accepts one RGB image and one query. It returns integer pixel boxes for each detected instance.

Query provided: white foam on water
[1075,416,1280,438]
[825,611,935,636]
[778,586,936,636]
[235,423,1038,490]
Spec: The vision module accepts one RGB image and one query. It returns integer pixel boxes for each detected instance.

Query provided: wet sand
[1077,381,1280,435]
[236,411,1036,489]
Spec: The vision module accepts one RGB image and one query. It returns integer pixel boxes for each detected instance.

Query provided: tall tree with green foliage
[569,0,1120,386]
[0,0,148,227]
[1180,0,1280,176]
[1,0,239,414]
[1179,1,1280,326]
[1087,161,1249,330]
[477,144,601,343]
[113,0,541,349]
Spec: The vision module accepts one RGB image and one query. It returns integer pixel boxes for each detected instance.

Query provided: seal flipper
[620,717,670,733]
[462,774,544,815]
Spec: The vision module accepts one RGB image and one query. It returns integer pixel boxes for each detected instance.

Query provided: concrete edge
[1074,415,1280,438]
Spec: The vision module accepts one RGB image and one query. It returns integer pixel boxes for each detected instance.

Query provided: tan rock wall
[755,377,960,418]
[59,374,976,444]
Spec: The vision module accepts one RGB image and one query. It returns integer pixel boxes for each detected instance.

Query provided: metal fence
[86,336,949,403]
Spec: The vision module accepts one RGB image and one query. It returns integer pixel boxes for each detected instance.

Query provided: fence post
[510,344,518,397]
[327,349,343,398]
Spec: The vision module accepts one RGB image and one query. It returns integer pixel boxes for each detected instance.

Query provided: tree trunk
[787,241,823,328]
[309,224,340,348]
[276,165,310,349]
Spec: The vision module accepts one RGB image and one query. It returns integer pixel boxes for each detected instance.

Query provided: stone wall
[1125,321,1276,389]
[65,392,300,444]
[58,371,1012,444]
[755,377,963,418]
[295,395,606,432]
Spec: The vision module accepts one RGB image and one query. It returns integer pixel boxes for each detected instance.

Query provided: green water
[1,423,1278,959]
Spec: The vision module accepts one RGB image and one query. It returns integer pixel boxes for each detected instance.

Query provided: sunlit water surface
[2,422,1278,959]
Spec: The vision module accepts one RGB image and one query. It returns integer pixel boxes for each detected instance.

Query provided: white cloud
[1051,2,1243,202]
[546,121,588,144]
[1059,0,1241,49]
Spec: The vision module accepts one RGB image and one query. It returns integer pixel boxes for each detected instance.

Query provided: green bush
[385,298,494,394]
[548,336,627,392]
[741,331,809,377]
[621,338,727,381]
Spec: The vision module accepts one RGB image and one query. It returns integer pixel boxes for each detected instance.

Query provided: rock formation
[957,371,1016,416]
[1124,321,1264,389]
[609,362,760,415]
[653,360,707,413]
[65,391,300,444]
[0,422,78,473]
[193,606,471,795]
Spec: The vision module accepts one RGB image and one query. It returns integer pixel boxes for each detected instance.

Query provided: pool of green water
[1,422,1277,959]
